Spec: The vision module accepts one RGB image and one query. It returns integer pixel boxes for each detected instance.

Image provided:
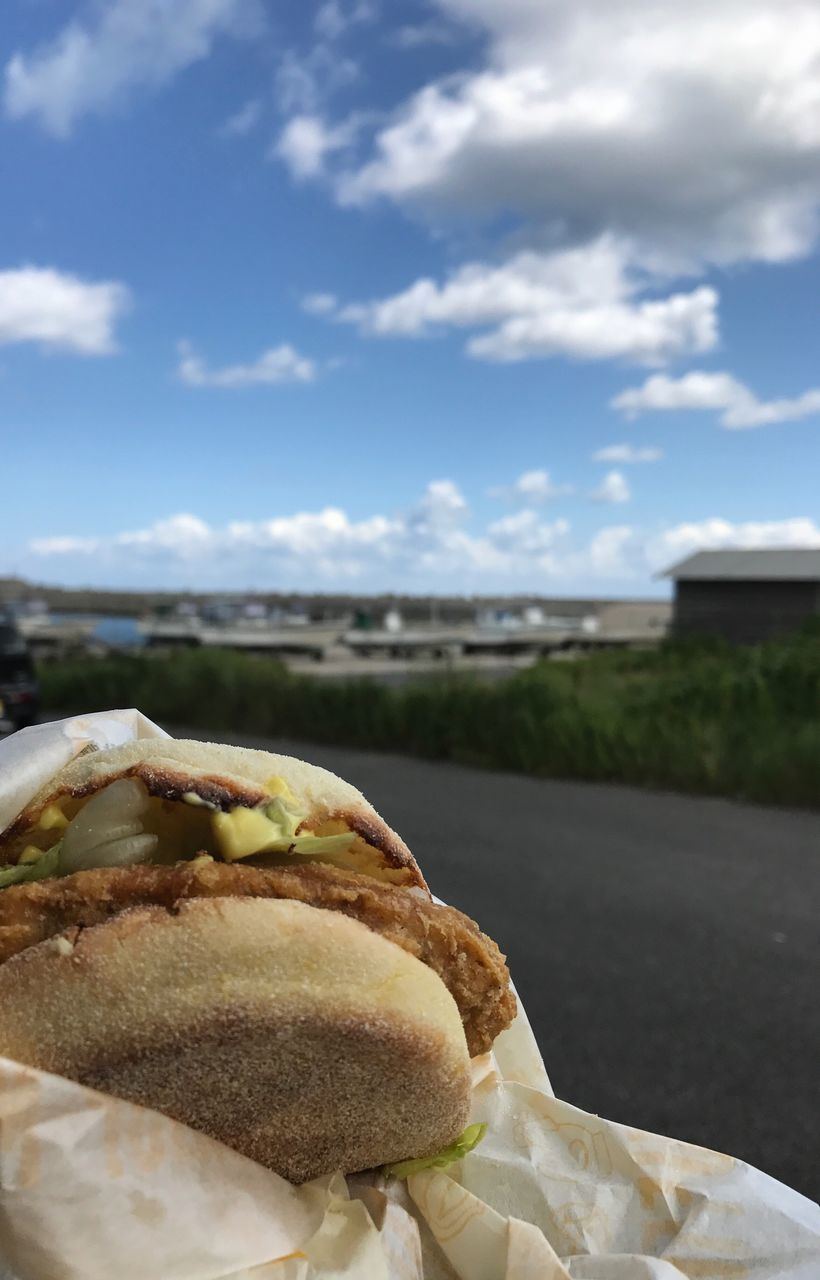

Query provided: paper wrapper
[0,712,818,1280]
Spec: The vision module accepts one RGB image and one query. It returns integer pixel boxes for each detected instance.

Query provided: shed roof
[663,549,820,581]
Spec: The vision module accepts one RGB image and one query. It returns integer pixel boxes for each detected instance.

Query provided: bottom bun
[0,897,472,1183]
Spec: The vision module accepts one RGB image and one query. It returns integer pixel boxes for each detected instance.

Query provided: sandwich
[0,738,515,1183]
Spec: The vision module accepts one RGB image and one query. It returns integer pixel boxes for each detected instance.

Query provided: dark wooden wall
[674,579,820,642]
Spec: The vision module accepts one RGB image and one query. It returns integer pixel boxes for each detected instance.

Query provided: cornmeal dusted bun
[0,738,425,888]
[0,897,471,1183]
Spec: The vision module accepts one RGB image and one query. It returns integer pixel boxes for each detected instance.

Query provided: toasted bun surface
[0,739,424,887]
[0,897,471,1182]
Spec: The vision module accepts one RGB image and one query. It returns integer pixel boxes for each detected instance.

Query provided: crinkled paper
[0,711,817,1279]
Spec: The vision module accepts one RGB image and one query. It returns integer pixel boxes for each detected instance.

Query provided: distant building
[663,549,820,642]
[475,608,521,629]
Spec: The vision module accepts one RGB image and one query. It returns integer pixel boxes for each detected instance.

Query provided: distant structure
[664,549,820,642]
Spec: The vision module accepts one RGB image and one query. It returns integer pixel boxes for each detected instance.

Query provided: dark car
[0,622,39,732]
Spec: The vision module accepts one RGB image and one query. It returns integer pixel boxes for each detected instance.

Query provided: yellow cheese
[264,775,297,804]
[212,807,296,862]
[19,845,45,864]
[38,804,69,831]
[211,800,355,866]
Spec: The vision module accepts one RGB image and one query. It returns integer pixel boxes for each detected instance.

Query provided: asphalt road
[182,726,820,1202]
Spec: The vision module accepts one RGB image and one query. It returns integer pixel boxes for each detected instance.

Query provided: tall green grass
[38,625,820,807]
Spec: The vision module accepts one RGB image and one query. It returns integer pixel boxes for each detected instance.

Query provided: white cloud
[340,0,820,273]
[32,515,219,562]
[411,478,467,525]
[315,2,348,41]
[491,469,573,503]
[177,340,317,387]
[314,1,375,41]
[274,2,372,118]
[585,525,636,576]
[650,517,820,568]
[217,96,261,138]
[275,54,321,115]
[26,481,820,591]
[591,470,631,504]
[302,292,338,315]
[29,535,100,556]
[25,482,574,585]
[577,516,820,577]
[592,444,662,463]
[335,239,719,365]
[4,0,260,137]
[468,285,716,365]
[612,371,820,429]
[275,48,359,116]
[275,2,820,380]
[488,510,570,557]
[274,114,358,180]
[0,266,129,354]
[116,514,214,559]
[389,23,458,50]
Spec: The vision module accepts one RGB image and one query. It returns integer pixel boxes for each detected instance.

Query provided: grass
[38,624,820,808]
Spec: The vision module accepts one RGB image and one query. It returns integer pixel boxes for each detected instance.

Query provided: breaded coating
[0,861,515,1057]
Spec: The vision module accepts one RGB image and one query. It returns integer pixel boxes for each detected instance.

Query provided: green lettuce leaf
[0,843,62,890]
[263,799,356,858]
[384,1123,487,1179]
[263,797,303,846]
[289,832,356,856]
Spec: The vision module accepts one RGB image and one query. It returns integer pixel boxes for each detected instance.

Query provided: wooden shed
[663,549,820,643]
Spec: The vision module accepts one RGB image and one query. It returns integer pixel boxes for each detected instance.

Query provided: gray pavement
[184,727,820,1200]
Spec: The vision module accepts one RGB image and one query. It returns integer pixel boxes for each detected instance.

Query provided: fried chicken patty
[0,860,515,1057]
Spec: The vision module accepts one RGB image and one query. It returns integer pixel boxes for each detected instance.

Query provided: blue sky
[2,0,820,596]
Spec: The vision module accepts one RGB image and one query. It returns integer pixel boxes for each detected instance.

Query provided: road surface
[180,726,820,1201]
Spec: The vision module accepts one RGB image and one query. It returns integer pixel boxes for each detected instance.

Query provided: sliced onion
[61,779,158,873]
[72,833,158,870]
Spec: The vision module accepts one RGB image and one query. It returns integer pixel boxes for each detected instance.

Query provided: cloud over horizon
[24,480,820,592]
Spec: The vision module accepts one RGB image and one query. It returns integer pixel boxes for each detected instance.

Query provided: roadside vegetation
[39,624,820,808]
